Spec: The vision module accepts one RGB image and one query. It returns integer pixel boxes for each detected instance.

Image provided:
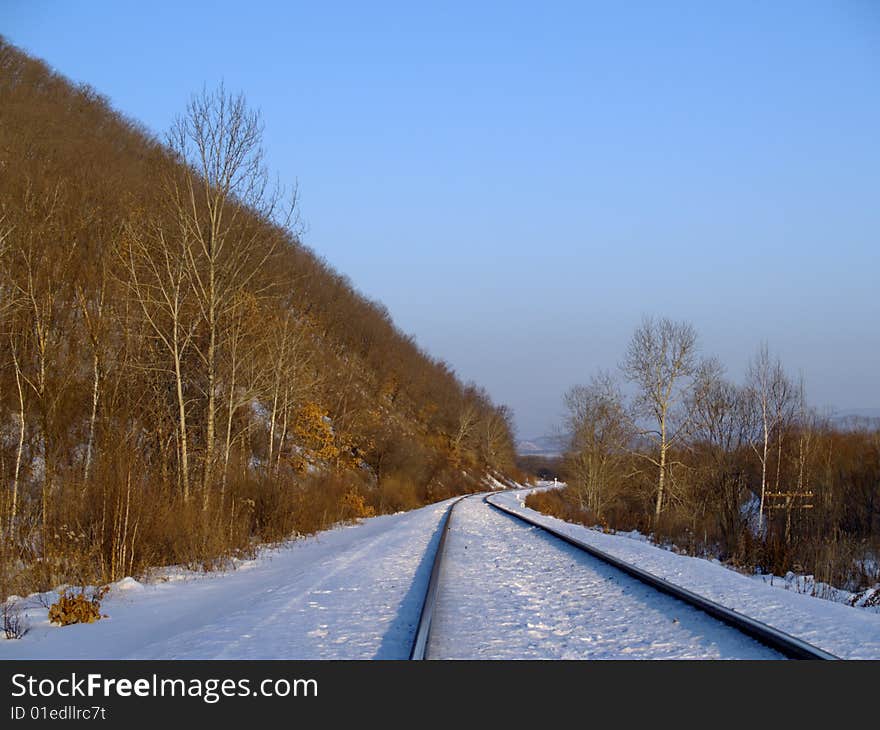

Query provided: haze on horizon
[5,1,878,437]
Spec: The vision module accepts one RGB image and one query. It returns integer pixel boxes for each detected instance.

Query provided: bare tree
[563,372,632,516]
[746,343,793,530]
[787,374,818,543]
[450,385,482,465]
[6,329,28,535]
[794,375,814,496]
[0,214,13,316]
[0,218,21,532]
[7,182,78,533]
[264,311,315,475]
[687,358,755,542]
[621,316,698,521]
[218,290,260,493]
[165,84,295,499]
[480,404,516,471]
[75,268,109,486]
[120,220,196,501]
[771,365,797,493]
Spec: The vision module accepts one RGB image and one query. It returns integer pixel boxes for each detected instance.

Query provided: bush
[376,476,424,513]
[526,489,597,527]
[339,490,376,520]
[48,586,108,626]
[2,598,29,639]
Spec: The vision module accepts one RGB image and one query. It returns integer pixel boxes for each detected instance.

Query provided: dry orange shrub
[48,586,109,626]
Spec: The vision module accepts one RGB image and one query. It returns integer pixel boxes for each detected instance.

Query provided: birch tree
[165,84,294,499]
[75,269,109,486]
[621,316,698,521]
[0,219,27,533]
[746,343,793,530]
[120,220,196,501]
[7,334,27,534]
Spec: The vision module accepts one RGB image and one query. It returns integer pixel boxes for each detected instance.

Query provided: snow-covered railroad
[426,496,782,659]
[4,488,878,660]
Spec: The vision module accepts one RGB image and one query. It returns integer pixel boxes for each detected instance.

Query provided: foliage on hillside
[0,38,518,600]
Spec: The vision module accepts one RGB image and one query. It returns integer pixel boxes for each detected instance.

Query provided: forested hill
[0,38,517,598]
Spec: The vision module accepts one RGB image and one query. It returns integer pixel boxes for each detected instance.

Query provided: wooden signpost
[764,490,814,542]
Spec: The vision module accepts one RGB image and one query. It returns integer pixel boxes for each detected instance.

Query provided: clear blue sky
[5,1,879,437]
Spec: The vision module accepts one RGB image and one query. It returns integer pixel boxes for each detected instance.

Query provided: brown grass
[526,486,880,593]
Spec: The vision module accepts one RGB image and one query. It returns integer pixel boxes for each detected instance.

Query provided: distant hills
[831,408,880,430]
[516,434,566,457]
[518,407,880,456]
[835,408,880,419]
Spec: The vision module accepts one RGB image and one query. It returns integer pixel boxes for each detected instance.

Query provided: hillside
[0,38,518,601]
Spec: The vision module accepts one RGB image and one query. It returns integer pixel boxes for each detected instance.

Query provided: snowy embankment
[494,488,880,659]
[1,498,457,660]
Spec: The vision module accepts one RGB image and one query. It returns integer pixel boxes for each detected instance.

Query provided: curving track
[411,493,836,660]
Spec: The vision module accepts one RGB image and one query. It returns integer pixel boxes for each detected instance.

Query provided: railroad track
[410,492,837,660]
[408,495,468,660]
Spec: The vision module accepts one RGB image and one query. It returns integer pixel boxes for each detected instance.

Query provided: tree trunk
[275,386,291,476]
[655,411,667,521]
[202,269,216,503]
[221,379,236,496]
[174,342,190,501]
[656,442,666,520]
[10,344,26,534]
[267,377,279,471]
[775,432,784,492]
[83,348,100,485]
[759,426,768,531]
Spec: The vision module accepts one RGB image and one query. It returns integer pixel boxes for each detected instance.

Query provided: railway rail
[408,495,467,660]
[409,492,838,660]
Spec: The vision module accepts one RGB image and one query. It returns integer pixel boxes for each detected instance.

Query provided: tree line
[0,39,517,600]
[545,315,879,593]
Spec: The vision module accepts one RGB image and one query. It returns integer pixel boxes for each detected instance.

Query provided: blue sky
[4,1,879,437]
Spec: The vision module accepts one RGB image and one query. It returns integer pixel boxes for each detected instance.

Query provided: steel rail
[485,494,838,660]
[409,495,468,660]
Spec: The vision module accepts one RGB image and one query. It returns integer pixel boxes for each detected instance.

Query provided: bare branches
[118,217,196,500]
[563,372,632,516]
[162,85,300,498]
[620,316,699,520]
[746,342,795,529]
[622,316,698,422]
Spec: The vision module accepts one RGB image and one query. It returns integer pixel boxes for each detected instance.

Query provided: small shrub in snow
[849,587,880,610]
[48,586,108,626]
[2,598,29,639]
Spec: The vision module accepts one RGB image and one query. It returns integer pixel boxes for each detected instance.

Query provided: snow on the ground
[1,498,457,660]
[427,496,780,659]
[483,474,510,491]
[749,571,880,611]
[8,481,872,661]
[493,488,880,659]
